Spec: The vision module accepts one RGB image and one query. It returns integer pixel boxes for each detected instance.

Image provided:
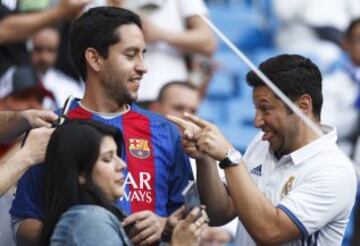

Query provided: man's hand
[171,207,208,246]
[21,127,54,165]
[123,210,166,246]
[167,114,206,160]
[20,109,58,129]
[167,112,233,161]
[56,0,90,20]
[161,206,185,242]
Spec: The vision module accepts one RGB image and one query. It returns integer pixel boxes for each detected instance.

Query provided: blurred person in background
[273,0,360,71]
[152,81,234,246]
[0,67,56,245]
[0,0,89,78]
[152,81,200,118]
[323,18,360,246]
[322,18,360,158]
[30,27,84,109]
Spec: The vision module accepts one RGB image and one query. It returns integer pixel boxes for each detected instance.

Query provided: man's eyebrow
[124,46,147,54]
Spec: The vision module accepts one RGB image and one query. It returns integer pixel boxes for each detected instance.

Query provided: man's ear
[296,94,312,116]
[85,48,103,73]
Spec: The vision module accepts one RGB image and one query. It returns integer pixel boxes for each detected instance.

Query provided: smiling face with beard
[100,24,147,107]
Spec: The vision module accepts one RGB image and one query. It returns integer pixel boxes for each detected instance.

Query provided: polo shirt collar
[277,125,337,166]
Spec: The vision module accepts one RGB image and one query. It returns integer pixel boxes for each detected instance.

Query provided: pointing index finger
[183,112,210,129]
[166,115,192,130]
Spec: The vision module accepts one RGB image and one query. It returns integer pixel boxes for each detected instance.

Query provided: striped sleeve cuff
[277,204,309,238]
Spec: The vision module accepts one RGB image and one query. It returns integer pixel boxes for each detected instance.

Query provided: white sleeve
[277,160,356,237]
[178,0,208,18]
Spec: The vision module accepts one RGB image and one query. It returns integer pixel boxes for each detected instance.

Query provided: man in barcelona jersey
[10,7,193,246]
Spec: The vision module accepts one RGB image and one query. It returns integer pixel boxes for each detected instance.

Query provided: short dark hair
[246,54,323,119]
[345,18,360,39]
[157,81,198,102]
[69,7,142,81]
[40,119,125,245]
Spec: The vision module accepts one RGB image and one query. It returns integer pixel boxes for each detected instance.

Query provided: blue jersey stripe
[277,204,309,238]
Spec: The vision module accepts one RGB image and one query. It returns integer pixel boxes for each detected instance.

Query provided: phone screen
[182,181,201,214]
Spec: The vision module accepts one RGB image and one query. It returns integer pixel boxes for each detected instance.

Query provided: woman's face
[91,135,127,201]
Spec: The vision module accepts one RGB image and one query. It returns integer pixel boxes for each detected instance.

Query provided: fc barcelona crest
[129,138,151,159]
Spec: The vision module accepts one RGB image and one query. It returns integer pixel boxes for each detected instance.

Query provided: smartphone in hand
[182,181,201,216]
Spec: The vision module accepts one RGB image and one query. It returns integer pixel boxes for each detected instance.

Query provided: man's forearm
[0,111,28,143]
[0,146,32,196]
[196,156,236,225]
[0,6,68,44]
[225,163,300,244]
[17,219,43,246]
[162,16,216,57]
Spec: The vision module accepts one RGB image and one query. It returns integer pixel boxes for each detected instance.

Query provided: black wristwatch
[219,148,243,169]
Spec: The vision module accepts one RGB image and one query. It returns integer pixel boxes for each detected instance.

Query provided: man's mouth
[262,130,275,141]
[129,77,142,84]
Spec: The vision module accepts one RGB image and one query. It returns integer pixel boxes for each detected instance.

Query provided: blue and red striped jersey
[10,99,193,219]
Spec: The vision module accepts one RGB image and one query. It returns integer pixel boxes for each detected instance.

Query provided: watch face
[228,149,242,164]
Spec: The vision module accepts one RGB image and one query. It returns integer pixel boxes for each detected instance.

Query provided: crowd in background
[0,0,360,245]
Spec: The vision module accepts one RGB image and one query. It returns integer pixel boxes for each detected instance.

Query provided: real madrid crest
[281,176,295,199]
[129,138,151,159]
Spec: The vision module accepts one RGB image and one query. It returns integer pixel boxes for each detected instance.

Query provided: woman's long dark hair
[40,119,126,245]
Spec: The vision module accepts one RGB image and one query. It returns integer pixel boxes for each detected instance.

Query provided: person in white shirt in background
[321,18,360,159]
[273,0,360,71]
[30,27,84,109]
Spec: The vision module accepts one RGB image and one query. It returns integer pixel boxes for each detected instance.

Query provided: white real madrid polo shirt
[234,125,357,246]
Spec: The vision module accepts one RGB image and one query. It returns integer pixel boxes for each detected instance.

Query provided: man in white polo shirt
[168,54,357,245]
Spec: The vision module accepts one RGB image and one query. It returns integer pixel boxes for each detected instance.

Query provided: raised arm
[0,110,57,143]
[166,114,236,226]
[142,15,216,57]
[168,113,301,245]
[0,127,54,196]
[0,0,89,44]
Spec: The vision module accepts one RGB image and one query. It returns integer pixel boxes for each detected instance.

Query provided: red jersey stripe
[122,111,156,213]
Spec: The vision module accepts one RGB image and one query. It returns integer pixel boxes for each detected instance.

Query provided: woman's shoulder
[51,205,130,245]
[64,205,120,224]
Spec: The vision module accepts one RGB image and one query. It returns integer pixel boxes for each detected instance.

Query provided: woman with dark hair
[40,119,207,246]
[40,119,129,245]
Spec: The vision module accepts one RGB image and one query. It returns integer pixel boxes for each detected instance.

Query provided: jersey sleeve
[166,130,194,215]
[277,160,356,237]
[10,164,44,220]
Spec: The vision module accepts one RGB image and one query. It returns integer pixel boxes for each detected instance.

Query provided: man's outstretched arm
[0,110,57,143]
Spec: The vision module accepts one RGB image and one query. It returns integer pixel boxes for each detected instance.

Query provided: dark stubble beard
[102,76,137,108]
